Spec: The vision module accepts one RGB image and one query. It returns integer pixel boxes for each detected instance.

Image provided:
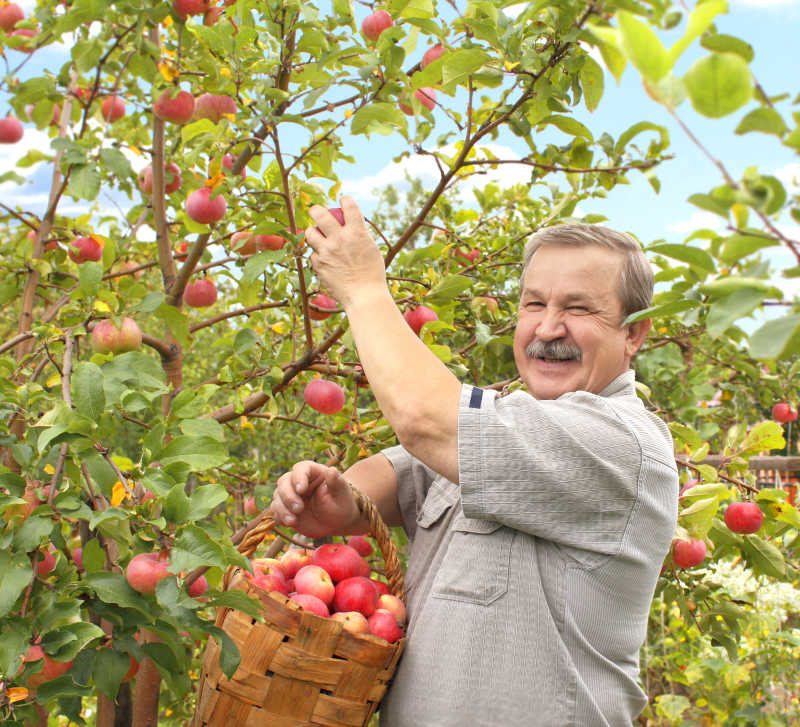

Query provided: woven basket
[192,485,406,727]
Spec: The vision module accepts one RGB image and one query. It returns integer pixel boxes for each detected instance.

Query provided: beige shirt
[379,371,678,726]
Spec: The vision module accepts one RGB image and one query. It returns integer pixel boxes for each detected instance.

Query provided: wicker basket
[192,485,406,727]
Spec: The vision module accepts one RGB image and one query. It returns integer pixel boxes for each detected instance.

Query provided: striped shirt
[378,370,678,727]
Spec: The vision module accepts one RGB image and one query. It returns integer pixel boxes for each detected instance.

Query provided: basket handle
[232,482,406,602]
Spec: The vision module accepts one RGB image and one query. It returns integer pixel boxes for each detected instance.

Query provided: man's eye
[525,301,544,309]
[567,306,588,313]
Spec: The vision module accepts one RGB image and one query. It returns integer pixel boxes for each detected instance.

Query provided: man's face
[513,244,644,400]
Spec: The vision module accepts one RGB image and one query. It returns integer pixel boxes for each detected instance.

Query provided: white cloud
[774,163,800,195]
[0,126,50,172]
[666,211,725,236]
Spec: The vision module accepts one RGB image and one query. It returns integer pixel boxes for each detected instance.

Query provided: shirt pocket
[431,512,515,606]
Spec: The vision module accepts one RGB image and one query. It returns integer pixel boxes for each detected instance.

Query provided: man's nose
[535,306,566,340]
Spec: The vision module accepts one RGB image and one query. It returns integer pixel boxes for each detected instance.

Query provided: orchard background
[1,0,799,724]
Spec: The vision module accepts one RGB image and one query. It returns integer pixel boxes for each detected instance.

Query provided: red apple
[183,278,218,308]
[724,501,764,534]
[371,578,391,596]
[0,115,23,143]
[294,564,335,605]
[772,402,798,423]
[376,593,406,626]
[278,548,313,578]
[309,293,338,320]
[36,546,56,577]
[188,574,208,598]
[101,95,125,123]
[333,576,379,617]
[186,187,227,224]
[91,317,143,354]
[303,378,345,415]
[356,556,371,578]
[313,207,345,237]
[244,495,258,516]
[173,0,211,18]
[421,43,444,68]
[252,557,287,579]
[68,236,103,263]
[252,572,289,595]
[331,611,370,634]
[399,87,436,115]
[367,608,403,643]
[455,247,480,263]
[122,653,139,682]
[222,153,246,180]
[139,162,182,194]
[312,543,364,582]
[403,305,438,335]
[175,241,189,261]
[679,478,699,498]
[71,546,83,571]
[153,88,195,124]
[194,93,237,122]
[347,535,373,558]
[361,10,394,42]
[289,592,330,618]
[672,539,706,569]
[23,645,74,688]
[203,6,223,25]
[0,2,24,31]
[230,230,285,255]
[125,552,171,594]
[471,295,499,318]
[8,27,35,52]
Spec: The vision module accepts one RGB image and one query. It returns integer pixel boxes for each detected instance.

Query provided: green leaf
[700,33,754,62]
[655,694,690,721]
[133,291,166,314]
[740,534,785,577]
[623,299,701,324]
[667,0,728,65]
[706,288,766,338]
[43,622,104,661]
[740,421,785,455]
[181,119,218,143]
[688,192,731,218]
[99,148,133,179]
[718,232,778,263]
[442,48,491,88]
[684,53,753,119]
[164,483,191,524]
[155,303,190,348]
[579,56,604,112]
[207,624,241,679]
[538,115,593,141]
[0,621,30,677]
[0,551,33,618]
[93,647,131,700]
[79,261,103,296]
[669,422,704,448]
[170,525,228,572]
[749,313,800,360]
[426,275,472,303]
[157,436,228,471]
[350,103,406,137]
[699,277,780,299]
[86,572,150,615]
[648,242,715,272]
[615,121,670,156]
[179,417,226,442]
[617,11,671,82]
[67,164,102,201]
[187,484,229,520]
[72,361,105,420]
[735,107,788,137]
[679,496,719,536]
[233,328,259,354]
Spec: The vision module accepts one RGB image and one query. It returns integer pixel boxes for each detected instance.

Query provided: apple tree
[0,0,798,725]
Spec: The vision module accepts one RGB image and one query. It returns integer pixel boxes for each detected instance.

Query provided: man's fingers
[340,196,364,227]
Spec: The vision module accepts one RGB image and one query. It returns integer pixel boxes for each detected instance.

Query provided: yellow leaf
[162,15,173,27]
[205,172,225,189]
[111,481,127,507]
[658,326,667,334]
[240,416,254,431]
[344,109,353,119]
[329,182,341,201]
[44,463,55,474]
[158,62,178,82]
[220,67,231,77]
[271,321,287,334]
[504,60,519,70]
[93,300,111,313]
[358,447,369,458]
[45,372,61,388]
[7,687,28,704]
[222,113,236,122]
[128,146,142,157]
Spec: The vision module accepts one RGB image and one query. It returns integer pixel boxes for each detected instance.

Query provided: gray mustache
[525,340,582,361]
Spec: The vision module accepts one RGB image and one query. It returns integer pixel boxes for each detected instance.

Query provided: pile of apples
[246,536,405,644]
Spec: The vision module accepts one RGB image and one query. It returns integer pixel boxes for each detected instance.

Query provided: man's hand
[270,461,364,539]
[306,196,387,309]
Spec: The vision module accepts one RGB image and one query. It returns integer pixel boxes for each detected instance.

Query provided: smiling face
[513,244,650,400]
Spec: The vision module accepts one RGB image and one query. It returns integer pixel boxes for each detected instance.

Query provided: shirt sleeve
[457,384,643,556]
[380,445,439,540]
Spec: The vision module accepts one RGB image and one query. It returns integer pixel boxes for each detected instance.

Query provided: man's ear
[625,318,652,358]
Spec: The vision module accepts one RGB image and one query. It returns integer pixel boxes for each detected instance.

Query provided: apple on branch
[153,88,195,124]
[125,552,171,594]
[173,0,212,19]
[101,95,125,123]
[21,644,74,689]
[403,305,438,336]
[421,43,445,68]
[308,293,338,320]
[399,87,436,115]
[183,278,218,308]
[186,187,227,224]
[0,2,24,32]
[724,501,764,534]
[671,538,706,569]
[361,10,394,42]
[303,378,345,415]
[68,235,103,263]
[194,93,237,123]
[91,317,143,355]
[139,162,182,195]
[0,115,24,144]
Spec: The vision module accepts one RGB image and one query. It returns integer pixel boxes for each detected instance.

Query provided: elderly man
[270,198,678,727]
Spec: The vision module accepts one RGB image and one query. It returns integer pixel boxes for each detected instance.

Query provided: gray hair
[520,223,654,319]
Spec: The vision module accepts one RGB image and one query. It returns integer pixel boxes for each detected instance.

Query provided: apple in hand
[724,501,764,534]
[125,552,171,594]
[361,10,394,42]
[68,236,103,263]
[331,611,370,634]
[303,378,345,415]
[294,565,335,605]
[0,115,24,143]
[183,278,218,308]
[153,88,195,124]
[333,576,379,617]
[403,305,438,335]
[309,293,338,320]
[671,538,706,569]
[312,543,364,582]
[289,592,330,618]
[91,317,142,354]
[101,95,125,123]
[367,608,403,643]
[186,187,227,224]
[0,2,24,31]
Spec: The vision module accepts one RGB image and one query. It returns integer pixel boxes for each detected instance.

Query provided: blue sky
[2,0,798,291]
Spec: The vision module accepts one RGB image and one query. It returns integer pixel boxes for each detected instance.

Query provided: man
[270,198,678,726]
